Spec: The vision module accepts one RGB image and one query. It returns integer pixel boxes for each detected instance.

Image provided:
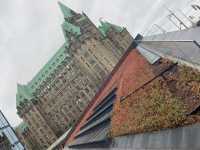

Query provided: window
[84,51,90,58]
[80,56,85,62]
[54,86,59,91]
[40,138,44,144]
[88,57,96,65]
[40,128,44,134]
[68,112,73,118]
[88,48,93,54]
[85,62,90,68]
[75,84,81,90]
[59,92,63,96]
[85,88,90,94]
[63,79,67,83]
[80,91,85,98]
[89,84,94,89]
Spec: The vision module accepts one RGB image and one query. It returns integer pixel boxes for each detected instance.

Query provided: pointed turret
[98,20,124,37]
[16,83,33,108]
[62,21,81,37]
[58,1,75,19]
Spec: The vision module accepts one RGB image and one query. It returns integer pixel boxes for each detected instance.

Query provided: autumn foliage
[111,65,200,137]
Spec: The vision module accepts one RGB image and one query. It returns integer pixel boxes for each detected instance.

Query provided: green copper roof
[16,3,77,109]
[77,15,87,22]
[16,3,125,110]
[62,21,81,37]
[25,3,75,94]
[58,2,74,19]
[16,122,28,133]
[28,43,69,92]
[16,43,70,108]
[98,20,124,37]
[16,84,33,107]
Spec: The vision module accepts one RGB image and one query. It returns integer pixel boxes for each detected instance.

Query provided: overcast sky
[0,0,194,126]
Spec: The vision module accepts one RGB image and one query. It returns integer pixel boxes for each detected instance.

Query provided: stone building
[15,122,41,150]
[16,2,133,149]
[0,133,11,150]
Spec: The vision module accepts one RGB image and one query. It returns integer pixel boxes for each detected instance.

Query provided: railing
[138,40,200,68]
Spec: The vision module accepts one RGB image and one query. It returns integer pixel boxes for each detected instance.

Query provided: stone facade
[0,135,11,150]
[16,2,133,149]
[15,121,49,150]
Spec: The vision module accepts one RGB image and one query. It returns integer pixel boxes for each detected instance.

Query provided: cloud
[0,0,191,126]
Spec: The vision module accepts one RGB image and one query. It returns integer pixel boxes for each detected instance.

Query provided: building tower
[16,2,133,149]
[15,122,41,150]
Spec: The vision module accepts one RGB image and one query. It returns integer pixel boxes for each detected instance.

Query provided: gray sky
[0,0,193,126]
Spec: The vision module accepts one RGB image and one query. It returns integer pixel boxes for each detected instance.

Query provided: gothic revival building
[0,134,11,150]
[16,2,133,149]
[15,122,40,150]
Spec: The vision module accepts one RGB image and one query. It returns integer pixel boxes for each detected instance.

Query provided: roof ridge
[58,1,75,19]
[98,20,124,37]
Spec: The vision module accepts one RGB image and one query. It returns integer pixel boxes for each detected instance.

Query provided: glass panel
[0,111,25,150]
[139,41,200,66]
[137,46,160,64]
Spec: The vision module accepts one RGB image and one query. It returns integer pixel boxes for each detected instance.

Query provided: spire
[62,21,81,37]
[98,20,124,37]
[16,83,33,108]
[58,1,74,19]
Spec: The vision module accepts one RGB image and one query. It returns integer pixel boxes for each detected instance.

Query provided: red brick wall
[66,49,155,144]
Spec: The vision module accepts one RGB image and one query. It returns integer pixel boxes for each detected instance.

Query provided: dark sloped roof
[139,40,200,67]
[68,88,117,147]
